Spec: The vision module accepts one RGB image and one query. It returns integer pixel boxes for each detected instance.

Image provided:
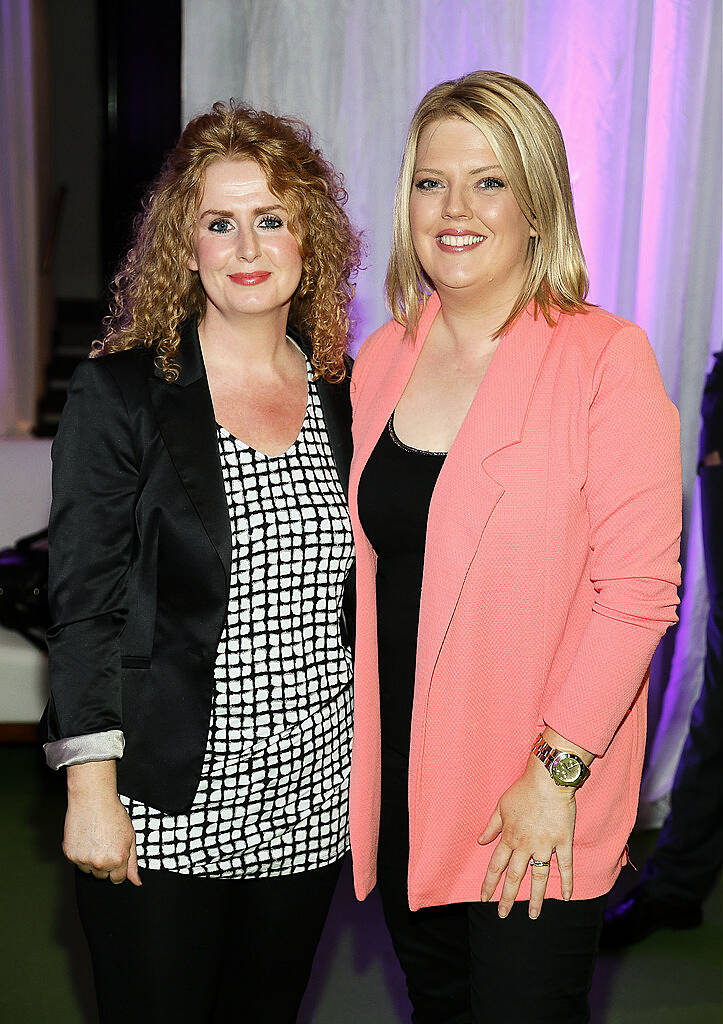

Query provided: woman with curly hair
[42,101,362,1023]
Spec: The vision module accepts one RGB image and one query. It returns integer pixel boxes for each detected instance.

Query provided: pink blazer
[348,294,682,910]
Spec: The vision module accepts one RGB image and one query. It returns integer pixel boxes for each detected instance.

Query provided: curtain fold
[182,0,722,821]
[0,0,40,436]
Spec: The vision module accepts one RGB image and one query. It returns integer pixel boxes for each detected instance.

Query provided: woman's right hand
[64,761,141,886]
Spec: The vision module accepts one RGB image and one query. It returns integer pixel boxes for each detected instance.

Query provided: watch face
[551,754,582,785]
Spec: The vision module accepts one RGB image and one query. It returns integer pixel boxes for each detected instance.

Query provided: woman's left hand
[477,753,577,919]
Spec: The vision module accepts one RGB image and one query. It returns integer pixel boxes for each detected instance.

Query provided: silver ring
[530,858,551,868]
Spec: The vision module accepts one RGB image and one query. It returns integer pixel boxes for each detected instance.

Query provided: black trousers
[75,856,343,1024]
[641,463,723,906]
[378,749,606,1024]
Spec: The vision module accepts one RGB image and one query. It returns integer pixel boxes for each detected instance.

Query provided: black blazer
[42,321,354,813]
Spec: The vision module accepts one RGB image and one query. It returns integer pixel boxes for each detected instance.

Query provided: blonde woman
[42,102,361,1023]
[348,71,681,1022]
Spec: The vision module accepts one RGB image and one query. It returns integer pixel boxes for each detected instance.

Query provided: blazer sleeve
[42,358,140,762]
[542,325,682,756]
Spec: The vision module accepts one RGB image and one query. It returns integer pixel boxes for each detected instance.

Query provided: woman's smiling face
[409,117,536,302]
[188,158,303,320]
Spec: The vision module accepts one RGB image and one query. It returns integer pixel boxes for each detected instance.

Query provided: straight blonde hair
[386,71,589,339]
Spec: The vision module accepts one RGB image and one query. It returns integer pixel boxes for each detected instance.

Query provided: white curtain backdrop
[183,0,722,822]
[0,0,40,436]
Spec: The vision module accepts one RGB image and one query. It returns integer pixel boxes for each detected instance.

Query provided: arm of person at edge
[45,360,141,886]
[477,728,594,920]
[478,325,681,920]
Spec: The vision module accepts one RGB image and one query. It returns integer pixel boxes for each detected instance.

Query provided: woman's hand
[477,730,593,919]
[64,761,141,886]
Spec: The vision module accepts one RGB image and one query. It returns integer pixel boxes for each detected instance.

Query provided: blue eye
[208,218,234,233]
[259,215,283,229]
[414,179,442,191]
[478,177,505,190]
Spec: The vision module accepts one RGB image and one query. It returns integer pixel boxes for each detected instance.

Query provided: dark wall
[100,0,182,283]
[47,0,103,299]
[45,0,182,300]
[35,0,182,434]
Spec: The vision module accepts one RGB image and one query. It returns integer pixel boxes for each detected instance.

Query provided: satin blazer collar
[150,317,206,386]
[148,319,232,583]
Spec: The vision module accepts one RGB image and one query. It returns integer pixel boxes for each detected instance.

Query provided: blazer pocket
[120,655,151,670]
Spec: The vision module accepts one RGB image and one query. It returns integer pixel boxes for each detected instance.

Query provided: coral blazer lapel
[414,303,557,704]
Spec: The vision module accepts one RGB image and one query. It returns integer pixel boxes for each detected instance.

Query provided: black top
[357,414,446,756]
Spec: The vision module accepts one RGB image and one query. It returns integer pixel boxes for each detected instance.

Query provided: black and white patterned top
[121,356,354,877]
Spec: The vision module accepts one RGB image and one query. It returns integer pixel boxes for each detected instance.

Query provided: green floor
[1,744,721,1023]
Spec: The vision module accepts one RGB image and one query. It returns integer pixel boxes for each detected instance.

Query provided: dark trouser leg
[77,856,342,1024]
[75,867,229,1024]
[643,464,723,906]
[469,896,607,1024]
[377,747,471,1024]
[217,855,343,1023]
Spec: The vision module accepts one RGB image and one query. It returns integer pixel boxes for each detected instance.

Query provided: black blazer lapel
[287,325,353,499]
[148,320,232,584]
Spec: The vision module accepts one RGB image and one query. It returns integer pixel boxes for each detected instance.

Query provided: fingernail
[563,891,571,901]
[477,836,483,844]
[498,906,508,918]
[480,892,488,902]
[529,907,539,919]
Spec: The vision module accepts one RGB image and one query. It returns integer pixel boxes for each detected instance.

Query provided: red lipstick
[228,271,271,286]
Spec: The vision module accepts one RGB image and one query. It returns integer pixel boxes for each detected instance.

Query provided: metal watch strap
[531,732,590,787]
[532,733,557,768]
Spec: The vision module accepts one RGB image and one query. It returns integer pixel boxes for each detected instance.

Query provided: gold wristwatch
[532,733,590,789]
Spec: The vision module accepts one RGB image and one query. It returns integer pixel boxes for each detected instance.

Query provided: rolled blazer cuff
[44,729,125,770]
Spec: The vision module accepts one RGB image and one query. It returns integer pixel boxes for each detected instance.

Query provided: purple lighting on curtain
[635,0,703,399]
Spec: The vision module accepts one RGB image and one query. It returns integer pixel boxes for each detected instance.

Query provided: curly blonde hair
[101,101,362,382]
[386,71,589,340]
